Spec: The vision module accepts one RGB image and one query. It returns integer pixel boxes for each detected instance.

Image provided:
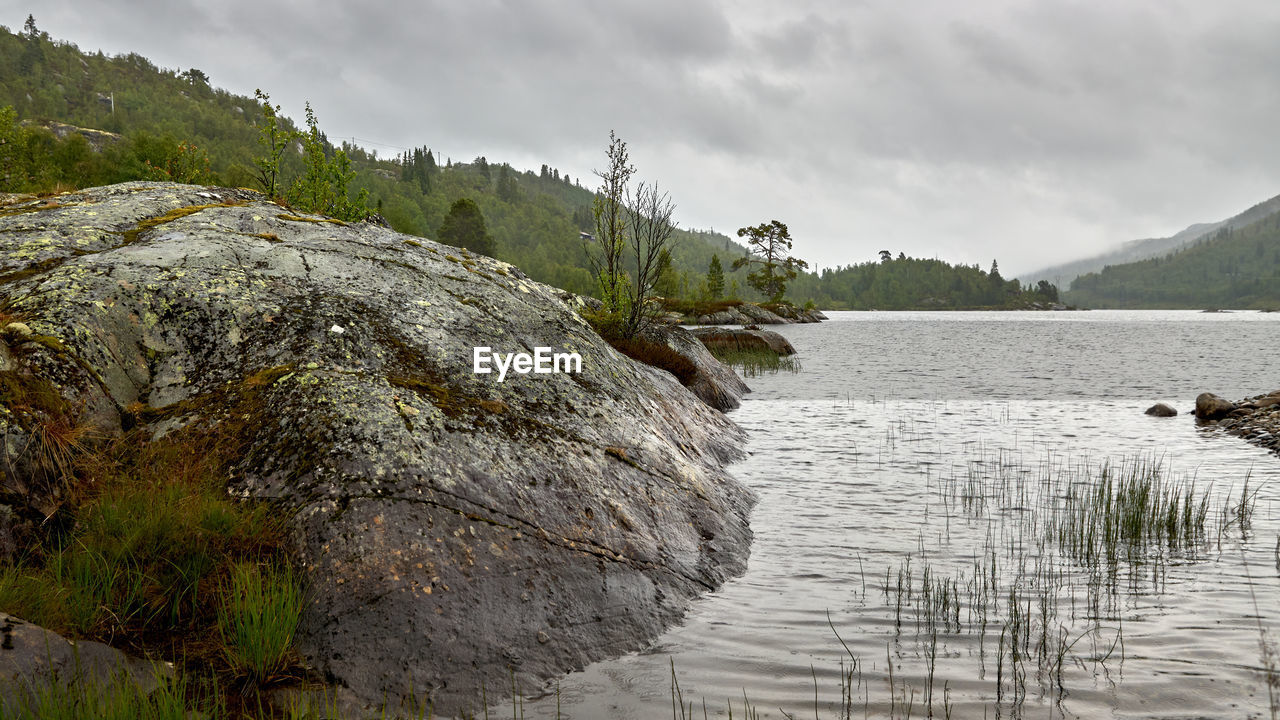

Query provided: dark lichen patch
[0,257,67,285]
[277,213,347,226]
[122,202,246,246]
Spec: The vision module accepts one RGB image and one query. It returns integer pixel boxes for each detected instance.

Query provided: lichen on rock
[0,182,755,714]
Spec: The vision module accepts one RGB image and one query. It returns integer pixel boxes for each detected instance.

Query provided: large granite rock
[0,182,755,714]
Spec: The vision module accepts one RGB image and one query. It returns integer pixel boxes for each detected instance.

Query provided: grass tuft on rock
[217,562,303,685]
[606,335,699,386]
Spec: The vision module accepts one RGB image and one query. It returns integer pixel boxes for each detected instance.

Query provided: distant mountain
[1019,193,1280,289]
[1064,196,1280,309]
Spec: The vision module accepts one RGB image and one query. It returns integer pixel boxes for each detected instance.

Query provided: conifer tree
[438,198,495,256]
[706,254,725,300]
[732,220,809,303]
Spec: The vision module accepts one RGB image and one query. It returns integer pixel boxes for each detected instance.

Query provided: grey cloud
[11,0,1280,276]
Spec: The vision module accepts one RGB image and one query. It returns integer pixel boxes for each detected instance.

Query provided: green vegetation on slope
[1,18,1067,311]
[1067,213,1280,308]
[0,18,750,299]
[789,255,1063,310]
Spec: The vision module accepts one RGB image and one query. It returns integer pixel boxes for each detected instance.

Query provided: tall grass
[1052,457,1212,566]
[218,562,304,685]
[703,347,800,377]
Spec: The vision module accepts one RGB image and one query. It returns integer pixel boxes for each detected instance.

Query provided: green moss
[252,232,282,243]
[0,257,67,285]
[27,334,67,354]
[403,239,422,247]
[388,373,469,419]
[122,202,246,246]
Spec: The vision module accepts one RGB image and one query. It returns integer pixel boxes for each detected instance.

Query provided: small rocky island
[0,182,757,714]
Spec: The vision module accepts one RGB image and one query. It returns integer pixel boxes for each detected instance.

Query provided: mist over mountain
[1019,193,1280,293]
[1062,194,1280,308]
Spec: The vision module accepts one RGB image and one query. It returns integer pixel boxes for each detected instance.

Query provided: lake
[527,310,1280,719]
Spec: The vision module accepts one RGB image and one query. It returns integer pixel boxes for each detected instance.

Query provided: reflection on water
[527,311,1280,719]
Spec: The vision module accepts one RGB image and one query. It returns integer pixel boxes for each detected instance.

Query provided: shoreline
[1195,389,1280,457]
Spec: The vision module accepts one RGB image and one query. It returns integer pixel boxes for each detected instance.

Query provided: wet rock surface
[1196,389,1280,456]
[1145,402,1178,417]
[0,182,755,714]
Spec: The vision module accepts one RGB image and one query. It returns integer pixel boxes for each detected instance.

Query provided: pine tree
[732,220,809,303]
[437,198,495,256]
[496,164,518,202]
[706,254,725,300]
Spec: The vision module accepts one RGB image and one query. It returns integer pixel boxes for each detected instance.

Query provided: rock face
[0,182,755,713]
[1194,392,1237,420]
[1145,402,1178,417]
[689,327,797,356]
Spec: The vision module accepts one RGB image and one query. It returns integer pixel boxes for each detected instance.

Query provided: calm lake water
[528,310,1280,719]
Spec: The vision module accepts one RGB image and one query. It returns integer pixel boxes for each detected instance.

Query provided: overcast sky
[12,1,1280,276]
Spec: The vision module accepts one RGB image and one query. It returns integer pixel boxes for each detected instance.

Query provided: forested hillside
[1023,192,1280,300]
[0,18,751,298]
[1067,210,1280,308]
[1,18,1066,311]
[788,254,1062,310]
